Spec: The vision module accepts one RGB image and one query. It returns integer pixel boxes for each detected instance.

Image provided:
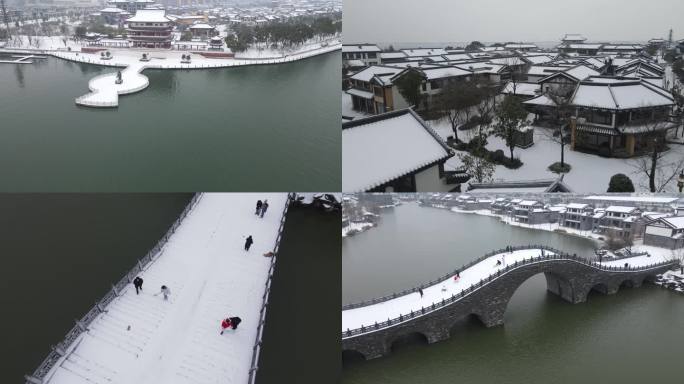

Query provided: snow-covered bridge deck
[342,246,675,337]
[30,193,289,384]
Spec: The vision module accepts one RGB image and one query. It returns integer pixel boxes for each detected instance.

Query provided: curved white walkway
[342,249,672,333]
[43,193,287,384]
[75,62,149,107]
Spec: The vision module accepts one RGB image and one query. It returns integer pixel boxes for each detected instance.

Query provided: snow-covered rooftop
[585,195,679,203]
[571,80,674,110]
[420,66,471,80]
[342,110,453,192]
[605,205,638,213]
[127,9,171,23]
[501,82,540,96]
[349,65,403,83]
[401,48,448,57]
[661,216,684,229]
[342,44,381,53]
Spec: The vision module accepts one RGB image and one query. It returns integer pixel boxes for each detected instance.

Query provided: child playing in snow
[154,285,171,300]
[220,318,232,335]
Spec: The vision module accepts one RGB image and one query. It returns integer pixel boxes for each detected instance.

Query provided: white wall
[645,225,673,237]
[415,165,452,192]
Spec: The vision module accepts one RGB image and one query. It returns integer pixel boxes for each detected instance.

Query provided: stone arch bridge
[341,245,676,360]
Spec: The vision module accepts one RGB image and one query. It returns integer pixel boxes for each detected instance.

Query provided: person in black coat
[133,276,144,295]
[255,200,263,215]
[260,200,269,218]
[229,317,242,330]
[244,235,253,251]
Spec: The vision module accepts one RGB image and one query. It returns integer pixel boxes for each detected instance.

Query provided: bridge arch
[342,349,366,363]
[389,331,429,352]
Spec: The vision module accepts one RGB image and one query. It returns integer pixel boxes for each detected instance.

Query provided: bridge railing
[247,193,295,384]
[341,245,677,339]
[25,193,202,384]
[342,245,557,310]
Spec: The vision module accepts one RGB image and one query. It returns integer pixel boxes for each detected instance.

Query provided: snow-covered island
[342,194,400,237]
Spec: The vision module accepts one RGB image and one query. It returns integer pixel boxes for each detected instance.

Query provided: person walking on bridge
[229,316,241,330]
[418,287,424,298]
[255,200,263,215]
[220,318,232,335]
[155,285,171,301]
[260,200,269,218]
[133,276,144,295]
[245,235,254,251]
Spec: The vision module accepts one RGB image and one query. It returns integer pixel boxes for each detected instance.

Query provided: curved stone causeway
[47,42,341,108]
[75,62,149,107]
[341,245,677,360]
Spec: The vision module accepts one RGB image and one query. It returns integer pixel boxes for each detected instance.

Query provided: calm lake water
[0,194,192,383]
[0,53,340,192]
[342,202,684,384]
[257,206,341,384]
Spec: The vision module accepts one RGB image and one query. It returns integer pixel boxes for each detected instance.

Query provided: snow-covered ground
[427,119,684,193]
[341,92,369,120]
[342,221,374,237]
[43,193,288,384]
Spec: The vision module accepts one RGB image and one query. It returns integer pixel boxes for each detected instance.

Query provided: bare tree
[542,84,575,171]
[474,78,499,141]
[630,119,684,192]
[457,152,495,183]
[494,95,529,161]
[432,78,481,142]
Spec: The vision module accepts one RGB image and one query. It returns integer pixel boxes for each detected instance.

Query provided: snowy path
[427,119,684,193]
[75,62,149,107]
[342,248,672,335]
[44,193,288,384]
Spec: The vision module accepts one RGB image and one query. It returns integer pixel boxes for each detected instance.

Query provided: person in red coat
[220,318,232,335]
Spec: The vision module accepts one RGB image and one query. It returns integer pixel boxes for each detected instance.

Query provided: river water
[0,194,192,383]
[257,205,341,384]
[342,202,684,384]
[0,52,340,192]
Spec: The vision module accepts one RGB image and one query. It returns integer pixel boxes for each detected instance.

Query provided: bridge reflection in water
[341,245,676,360]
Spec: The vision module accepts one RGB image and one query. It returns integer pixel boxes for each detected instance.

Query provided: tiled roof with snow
[567,203,589,209]
[127,9,171,23]
[523,55,555,65]
[379,52,407,59]
[342,110,453,192]
[605,205,638,213]
[662,216,684,229]
[342,44,381,53]
[571,80,674,110]
[401,48,448,57]
[562,34,587,42]
[501,82,540,96]
[349,65,403,83]
[420,66,471,80]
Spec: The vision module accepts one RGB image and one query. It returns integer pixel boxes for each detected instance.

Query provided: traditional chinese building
[126,9,173,49]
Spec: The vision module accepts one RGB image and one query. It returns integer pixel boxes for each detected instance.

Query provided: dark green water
[0,53,340,192]
[342,203,684,384]
[257,206,341,384]
[0,194,192,383]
